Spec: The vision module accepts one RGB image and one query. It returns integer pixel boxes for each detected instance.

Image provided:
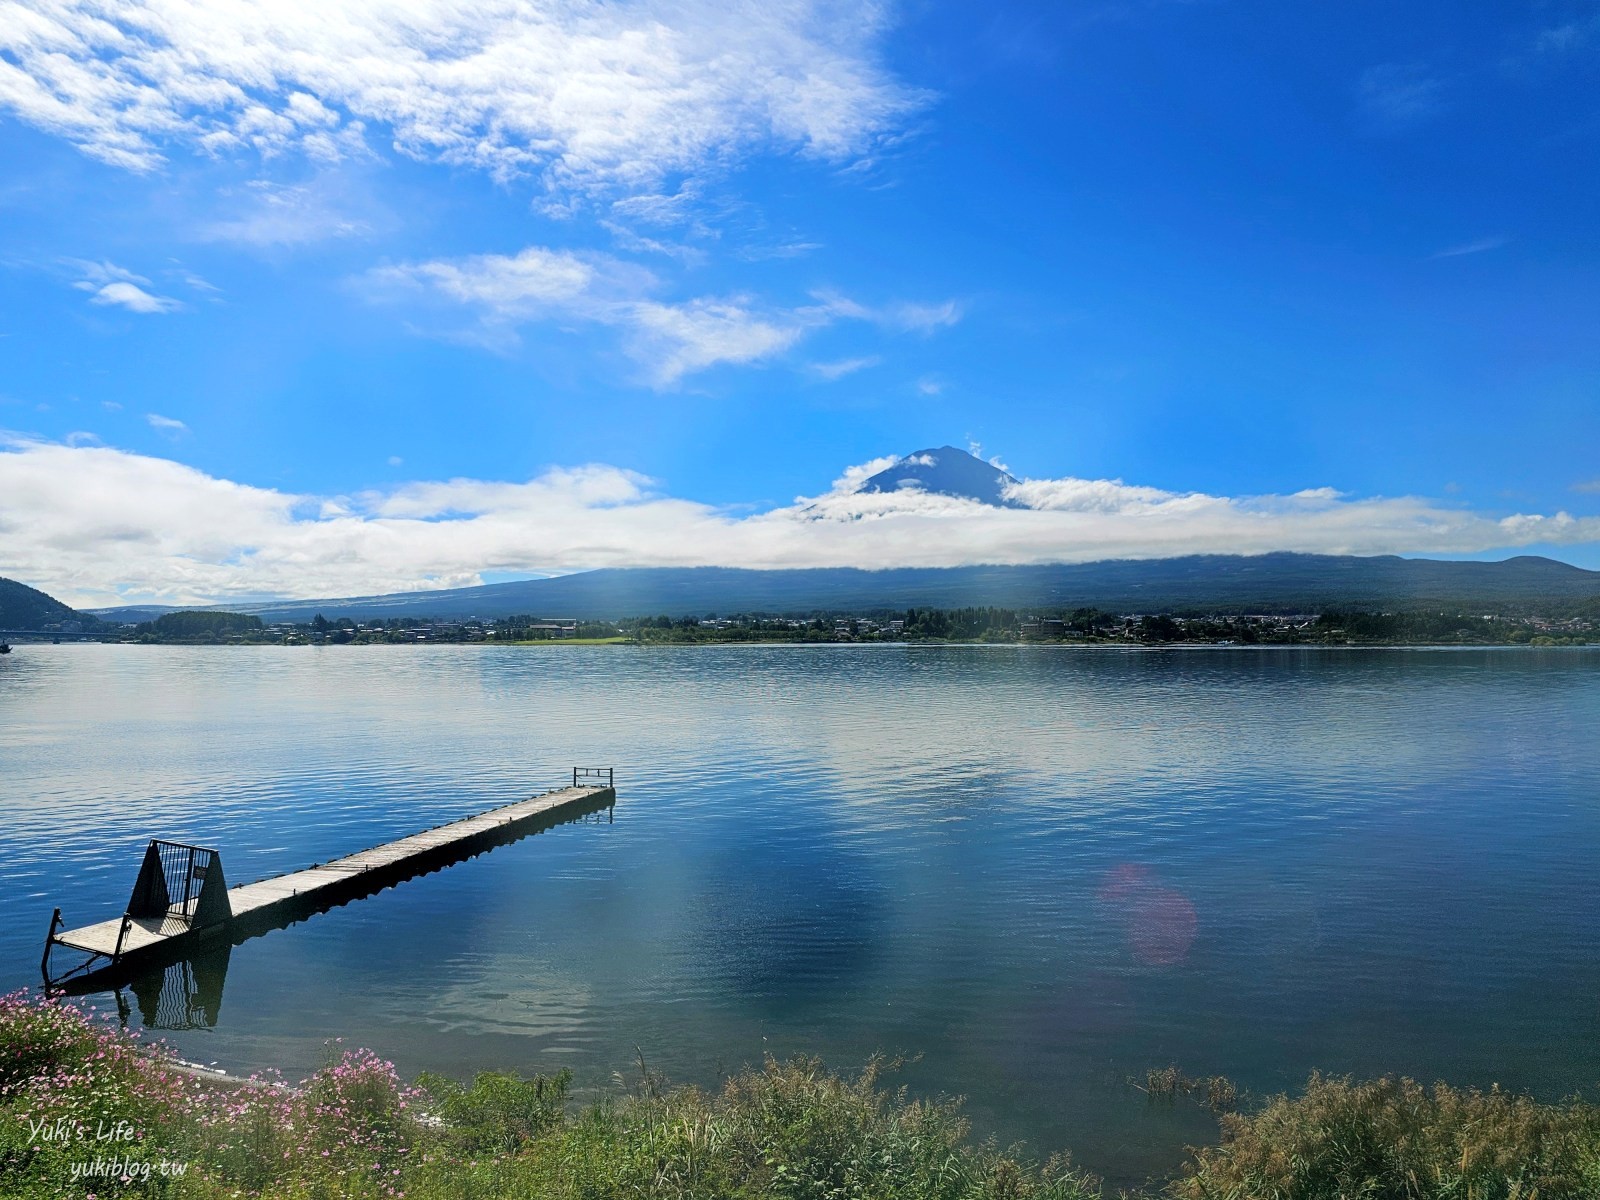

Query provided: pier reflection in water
[118,945,232,1032]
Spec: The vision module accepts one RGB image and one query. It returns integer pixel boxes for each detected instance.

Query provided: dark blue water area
[2,643,1598,1186]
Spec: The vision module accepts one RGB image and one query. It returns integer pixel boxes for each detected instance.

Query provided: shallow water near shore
[3,643,1598,1186]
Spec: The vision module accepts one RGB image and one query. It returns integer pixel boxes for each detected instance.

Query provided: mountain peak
[856,446,1026,508]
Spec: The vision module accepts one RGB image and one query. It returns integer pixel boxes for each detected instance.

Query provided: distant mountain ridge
[84,553,1600,623]
[43,442,1600,625]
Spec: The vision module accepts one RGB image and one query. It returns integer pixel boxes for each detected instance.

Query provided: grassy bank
[3,993,1597,1199]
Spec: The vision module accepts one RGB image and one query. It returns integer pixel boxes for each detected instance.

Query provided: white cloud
[88,281,183,314]
[67,260,184,313]
[5,438,1599,608]
[67,259,145,286]
[365,245,956,385]
[0,0,923,202]
[372,246,604,315]
[367,246,796,384]
[144,413,189,434]
[628,298,803,383]
[1003,475,1181,514]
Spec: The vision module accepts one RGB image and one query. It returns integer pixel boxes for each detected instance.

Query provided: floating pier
[42,767,616,991]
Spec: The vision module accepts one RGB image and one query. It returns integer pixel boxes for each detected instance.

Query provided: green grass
[1171,1072,1600,1200]
[3,993,1597,1199]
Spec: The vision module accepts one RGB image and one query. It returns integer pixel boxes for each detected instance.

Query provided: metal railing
[133,840,217,921]
[572,766,615,789]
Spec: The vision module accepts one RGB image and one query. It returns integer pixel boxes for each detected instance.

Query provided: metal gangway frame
[572,766,615,789]
[42,839,229,989]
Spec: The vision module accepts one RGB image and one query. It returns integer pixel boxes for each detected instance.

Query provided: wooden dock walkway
[43,771,615,989]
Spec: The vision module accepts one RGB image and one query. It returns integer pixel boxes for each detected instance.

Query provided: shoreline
[5,992,1597,1199]
[11,637,1599,650]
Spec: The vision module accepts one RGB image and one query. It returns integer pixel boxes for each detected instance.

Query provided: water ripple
[3,644,1599,1184]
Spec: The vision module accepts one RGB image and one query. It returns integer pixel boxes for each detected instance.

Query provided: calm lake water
[2,644,1598,1184]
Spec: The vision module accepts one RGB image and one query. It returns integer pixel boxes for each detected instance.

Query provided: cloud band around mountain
[1,439,1595,608]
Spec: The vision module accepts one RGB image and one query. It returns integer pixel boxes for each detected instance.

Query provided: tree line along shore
[28,605,1600,646]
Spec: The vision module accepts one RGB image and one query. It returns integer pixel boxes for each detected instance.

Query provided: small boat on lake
[0,642,11,654]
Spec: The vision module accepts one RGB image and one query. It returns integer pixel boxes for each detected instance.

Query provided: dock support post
[40,907,61,981]
[112,912,133,964]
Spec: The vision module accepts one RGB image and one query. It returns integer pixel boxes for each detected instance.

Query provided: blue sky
[1,1,1598,605]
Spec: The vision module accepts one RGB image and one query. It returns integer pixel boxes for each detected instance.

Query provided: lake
[2,643,1597,1186]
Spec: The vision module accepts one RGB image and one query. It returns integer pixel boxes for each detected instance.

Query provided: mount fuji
[855,446,1027,508]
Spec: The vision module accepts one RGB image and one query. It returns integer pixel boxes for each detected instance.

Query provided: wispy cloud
[1431,236,1508,259]
[809,356,881,381]
[812,291,965,333]
[368,245,810,383]
[886,300,963,333]
[1357,63,1444,132]
[0,1,924,204]
[1533,15,1600,55]
[68,260,183,314]
[370,246,611,317]
[627,298,804,383]
[168,267,220,293]
[1573,478,1600,495]
[740,241,825,262]
[145,413,189,435]
[200,178,380,247]
[363,245,960,386]
[4,437,1598,608]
